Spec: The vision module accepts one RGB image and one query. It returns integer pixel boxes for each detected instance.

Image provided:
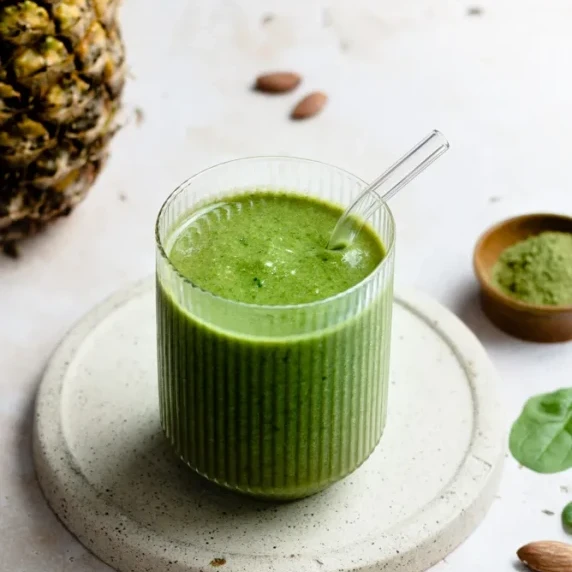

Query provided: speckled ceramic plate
[33,279,505,572]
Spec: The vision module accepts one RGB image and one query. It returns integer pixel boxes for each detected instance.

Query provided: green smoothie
[168,192,384,304]
[156,190,394,499]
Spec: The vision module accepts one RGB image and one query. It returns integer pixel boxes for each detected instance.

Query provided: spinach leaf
[509,388,572,473]
[562,502,572,534]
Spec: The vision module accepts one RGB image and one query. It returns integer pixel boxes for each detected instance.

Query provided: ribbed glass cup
[156,157,395,500]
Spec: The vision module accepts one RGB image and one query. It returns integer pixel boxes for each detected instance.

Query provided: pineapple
[0,0,125,252]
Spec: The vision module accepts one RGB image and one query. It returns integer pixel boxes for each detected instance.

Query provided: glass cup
[155,157,395,500]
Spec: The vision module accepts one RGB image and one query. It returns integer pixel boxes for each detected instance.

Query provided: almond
[517,541,572,572]
[291,92,328,120]
[255,72,301,93]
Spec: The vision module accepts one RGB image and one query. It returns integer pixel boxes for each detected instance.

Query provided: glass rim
[155,155,396,311]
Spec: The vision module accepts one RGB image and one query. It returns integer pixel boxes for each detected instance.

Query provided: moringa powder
[493,231,572,306]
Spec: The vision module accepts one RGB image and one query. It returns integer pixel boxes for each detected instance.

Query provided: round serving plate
[33,279,505,572]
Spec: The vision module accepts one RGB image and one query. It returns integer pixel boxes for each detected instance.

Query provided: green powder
[493,231,572,306]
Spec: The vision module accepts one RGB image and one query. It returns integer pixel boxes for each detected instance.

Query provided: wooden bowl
[473,213,572,343]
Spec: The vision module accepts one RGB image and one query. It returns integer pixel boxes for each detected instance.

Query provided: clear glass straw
[327,130,450,250]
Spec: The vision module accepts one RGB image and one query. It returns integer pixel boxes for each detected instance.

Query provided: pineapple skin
[0,0,125,247]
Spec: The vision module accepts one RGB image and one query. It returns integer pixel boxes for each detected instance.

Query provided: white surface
[33,280,504,572]
[2,0,572,570]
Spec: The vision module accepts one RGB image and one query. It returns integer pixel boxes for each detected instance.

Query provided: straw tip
[431,129,450,148]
